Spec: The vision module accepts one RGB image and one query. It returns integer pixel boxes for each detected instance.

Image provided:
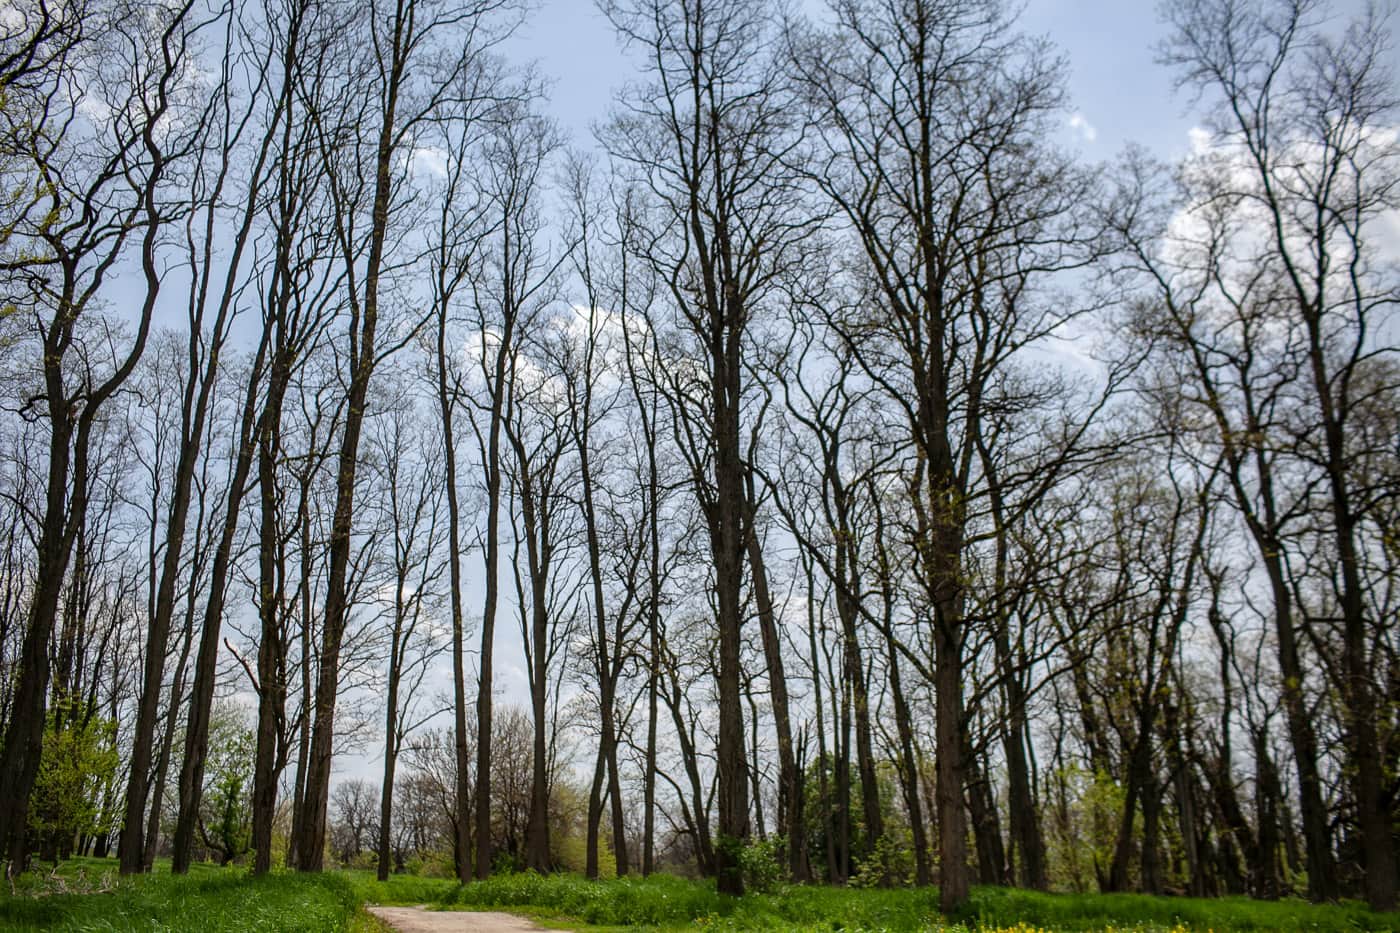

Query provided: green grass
[6,860,1400,932]
[960,887,1400,932]
[349,870,1400,932]
[342,869,459,907]
[0,857,359,932]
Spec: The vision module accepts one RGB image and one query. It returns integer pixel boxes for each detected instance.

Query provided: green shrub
[740,837,786,894]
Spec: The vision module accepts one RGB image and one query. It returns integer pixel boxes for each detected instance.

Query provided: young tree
[462,95,559,879]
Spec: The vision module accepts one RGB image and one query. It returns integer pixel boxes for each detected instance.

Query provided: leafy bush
[850,832,917,889]
[740,837,786,894]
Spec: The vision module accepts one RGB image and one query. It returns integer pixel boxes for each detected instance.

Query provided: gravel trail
[366,905,572,933]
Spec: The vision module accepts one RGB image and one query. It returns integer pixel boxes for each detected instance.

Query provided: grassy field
[3,859,1399,931]
[0,857,364,932]
[348,870,1400,932]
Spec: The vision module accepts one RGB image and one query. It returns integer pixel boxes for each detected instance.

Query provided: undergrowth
[6,859,1400,932]
[348,869,1400,932]
[0,857,358,932]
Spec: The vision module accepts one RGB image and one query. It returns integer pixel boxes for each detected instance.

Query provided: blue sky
[505,0,1384,163]
[333,0,1388,783]
[504,0,1199,162]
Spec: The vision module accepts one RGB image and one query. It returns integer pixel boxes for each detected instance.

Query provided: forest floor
[2,858,1399,932]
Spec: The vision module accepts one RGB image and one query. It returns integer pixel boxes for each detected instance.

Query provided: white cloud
[1069,112,1098,143]
[410,145,449,179]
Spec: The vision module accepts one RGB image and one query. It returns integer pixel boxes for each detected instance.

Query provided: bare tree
[0,0,209,864]
[295,0,524,871]
[369,393,449,881]
[600,0,811,893]
[1093,0,1400,906]
[792,0,1099,907]
[460,93,559,878]
[120,0,297,873]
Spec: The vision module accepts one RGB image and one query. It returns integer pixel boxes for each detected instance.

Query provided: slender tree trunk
[252,339,293,876]
[172,381,262,871]
[520,482,552,874]
[964,737,1006,885]
[1259,558,1337,901]
[436,309,473,885]
[1253,730,1283,900]
[295,0,409,868]
[662,662,715,874]
[1138,770,1162,893]
[834,563,881,863]
[1107,718,1154,892]
[376,645,401,882]
[474,349,507,879]
[287,488,315,869]
[585,742,605,879]
[576,405,627,876]
[834,639,852,885]
[745,488,807,881]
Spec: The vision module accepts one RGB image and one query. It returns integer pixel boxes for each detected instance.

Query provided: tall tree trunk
[803,555,840,885]
[376,638,401,882]
[881,623,930,886]
[1319,408,1396,910]
[519,470,553,874]
[435,301,473,884]
[473,334,508,880]
[965,738,1007,886]
[744,486,806,881]
[574,379,627,877]
[294,0,410,868]
[585,743,605,879]
[251,386,287,876]
[286,486,315,869]
[710,346,749,896]
[171,364,264,872]
[1260,555,1336,901]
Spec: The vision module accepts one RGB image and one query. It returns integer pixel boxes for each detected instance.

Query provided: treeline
[0,0,1396,914]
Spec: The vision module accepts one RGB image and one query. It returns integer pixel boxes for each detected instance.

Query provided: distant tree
[329,778,380,867]
[199,709,254,866]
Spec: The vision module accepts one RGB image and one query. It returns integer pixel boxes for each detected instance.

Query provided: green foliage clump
[1045,766,1127,893]
[28,700,119,859]
[850,832,917,889]
[199,710,255,865]
[740,837,786,894]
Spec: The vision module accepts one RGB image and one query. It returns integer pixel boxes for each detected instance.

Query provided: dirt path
[366,905,572,933]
